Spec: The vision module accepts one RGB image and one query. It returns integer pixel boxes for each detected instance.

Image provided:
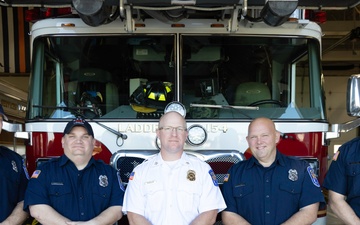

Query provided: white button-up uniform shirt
[123,152,226,225]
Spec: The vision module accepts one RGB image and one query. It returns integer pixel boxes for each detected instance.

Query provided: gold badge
[187,170,196,181]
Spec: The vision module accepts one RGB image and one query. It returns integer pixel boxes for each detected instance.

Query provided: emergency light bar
[1,0,360,9]
[260,0,298,26]
[5,0,360,26]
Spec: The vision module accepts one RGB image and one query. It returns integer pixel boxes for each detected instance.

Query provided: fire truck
[3,0,360,224]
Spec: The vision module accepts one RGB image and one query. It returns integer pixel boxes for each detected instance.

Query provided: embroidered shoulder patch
[117,171,125,192]
[223,174,230,182]
[31,170,41,179]
[129,171,135,181]
[22,159,30,180]
[307,166,320,187]
[208,169,219,187]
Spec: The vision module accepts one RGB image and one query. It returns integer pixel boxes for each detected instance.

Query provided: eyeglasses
[159,126,187,133]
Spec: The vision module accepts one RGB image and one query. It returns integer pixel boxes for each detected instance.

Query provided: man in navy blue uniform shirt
[0,104,29,225]
[24,117,124,224]
[222,117,325,225]
[323,137,360,224]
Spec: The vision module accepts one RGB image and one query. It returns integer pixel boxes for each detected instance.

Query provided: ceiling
[319,8,360,75]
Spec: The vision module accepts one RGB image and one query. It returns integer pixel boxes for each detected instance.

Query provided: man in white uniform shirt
[123,111,226,225]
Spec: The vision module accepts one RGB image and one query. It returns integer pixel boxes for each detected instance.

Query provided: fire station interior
[1,6,359,148]
[0,7,352,144]
[1,2,360,225]
[0,6,359,143]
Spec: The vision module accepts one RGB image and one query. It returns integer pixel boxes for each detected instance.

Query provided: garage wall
[324,75,359,167]
[0,6,31,74]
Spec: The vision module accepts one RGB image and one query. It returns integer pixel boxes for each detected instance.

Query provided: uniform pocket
[144,181,164,211]
[233,183,254,198]
[178,182,201,212]
[49,184,72,206]
[345,163,360,177]
[279,183,301,194]
[92,186,111,199]
[49,184,71,196]
[279,183,301,205]
[345,163,360,195]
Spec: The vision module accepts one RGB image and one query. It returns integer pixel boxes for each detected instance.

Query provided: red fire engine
[2,0,360,224]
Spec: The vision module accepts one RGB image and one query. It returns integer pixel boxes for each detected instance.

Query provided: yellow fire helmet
[129,81,173,113]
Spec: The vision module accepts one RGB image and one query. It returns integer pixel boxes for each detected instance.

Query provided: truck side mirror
[347,74,360,117]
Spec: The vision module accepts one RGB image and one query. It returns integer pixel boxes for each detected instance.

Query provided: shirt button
[80,196,83,200]
[266,211,270,214]
[81,212,84,216]
[266,195,269,198]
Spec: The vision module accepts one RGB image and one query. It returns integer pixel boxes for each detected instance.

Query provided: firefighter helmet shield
[144,81,173,108]
[129,81,173,113]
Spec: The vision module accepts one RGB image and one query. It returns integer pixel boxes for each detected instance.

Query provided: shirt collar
[59,154,70,166]
[152,152,190,167]
[246,150,285,168]
[59,154,96,169]
[276,151,286,167]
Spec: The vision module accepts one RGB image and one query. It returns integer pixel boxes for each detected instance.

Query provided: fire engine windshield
[27,34,325,120]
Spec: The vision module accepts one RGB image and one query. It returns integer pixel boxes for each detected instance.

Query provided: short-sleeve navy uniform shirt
[222,150,325,225]
[24,155,124,221]
[323,137,360,217]
[0,146,29,222]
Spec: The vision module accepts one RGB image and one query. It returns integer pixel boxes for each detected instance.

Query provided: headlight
[187,125,207,146]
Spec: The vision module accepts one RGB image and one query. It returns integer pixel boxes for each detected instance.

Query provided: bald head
[159,111,186,128]
[246,117,280,167]
[248,117,277,135]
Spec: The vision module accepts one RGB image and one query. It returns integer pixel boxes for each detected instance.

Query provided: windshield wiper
[190,103,259,110]
[32,104,127,140]
[94,121,128,140]
[190,103,259,119]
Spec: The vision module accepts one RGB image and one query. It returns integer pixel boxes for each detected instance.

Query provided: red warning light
[305,10,326,24]
[25,7,72,23]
